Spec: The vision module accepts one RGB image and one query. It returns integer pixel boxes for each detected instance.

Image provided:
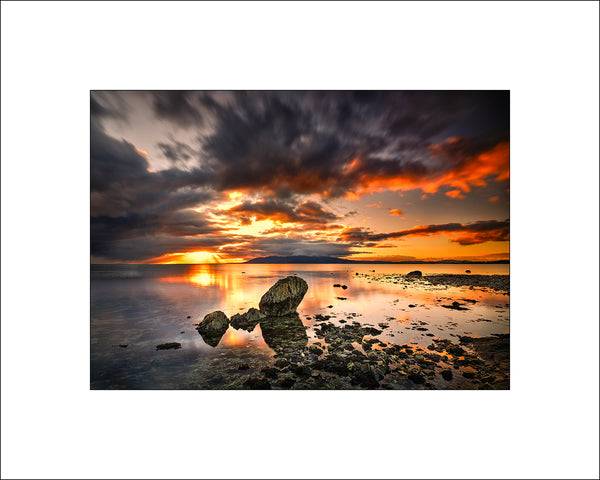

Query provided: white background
[1,2,598,479]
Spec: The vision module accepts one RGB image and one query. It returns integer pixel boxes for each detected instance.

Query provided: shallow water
[91,263,509,389]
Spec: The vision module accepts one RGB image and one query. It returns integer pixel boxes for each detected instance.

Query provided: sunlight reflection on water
[91,263,509,389]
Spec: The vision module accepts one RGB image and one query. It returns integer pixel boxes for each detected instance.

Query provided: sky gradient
[90,91,509,264]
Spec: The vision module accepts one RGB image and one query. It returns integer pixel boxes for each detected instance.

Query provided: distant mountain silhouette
[245,255,509,265]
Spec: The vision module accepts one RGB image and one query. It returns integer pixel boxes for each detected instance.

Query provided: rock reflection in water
[197,323,229,347]
[258,314,308,354]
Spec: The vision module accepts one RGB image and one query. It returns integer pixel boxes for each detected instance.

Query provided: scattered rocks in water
[460,298,478,304]
[156,342,181,350]
[196,310,230,347]
[406,270,423,279]
[441,301,470,311]
[259,276,308,316]
[424,274,509,293]
[230,307,265,331]
[378,323,389,329]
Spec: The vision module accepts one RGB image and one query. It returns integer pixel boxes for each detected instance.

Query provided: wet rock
[187,315,191,319]
[290,364,311,378]
[408,304,417,308]
[341,285,348,289]
[261,367,280,379]
[465,270,471,273]
[278,377,296,388]
[336,297,347,300]
[259,276,308,316]
[237,364,250,370]
[118,344,128,348]
[274,358,290,368]
[462,367,477,379]
[243,376,271,389]
[333,284,342,287]
[156,342,181,350]
[350,364,380,388]
[327,305,333,308]
[196,310,229,347]
[406,270,423,279]
[230,307,265,331]
[309,344,324,356]
[441,369,453,381]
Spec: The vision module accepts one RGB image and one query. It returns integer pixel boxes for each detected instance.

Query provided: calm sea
[91,263,509,389]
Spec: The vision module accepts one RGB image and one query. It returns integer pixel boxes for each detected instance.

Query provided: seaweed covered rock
[230,307,265,331]
[259,276,308,316]
[196,310,229,347]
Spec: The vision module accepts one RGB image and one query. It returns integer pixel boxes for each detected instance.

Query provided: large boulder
[230,307,265,332]
[196,311,229,347]
[259,276,308,316]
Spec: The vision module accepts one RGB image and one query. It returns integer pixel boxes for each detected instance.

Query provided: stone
[156,342,181,350]
[258,276,308,316]
[406,270,423,279]
[196,311,229,347]
[230,307,265,331]
[441,369,453,381]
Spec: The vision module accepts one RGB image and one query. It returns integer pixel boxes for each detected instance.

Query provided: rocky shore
[186,274,510,390]
[356,271,510,294]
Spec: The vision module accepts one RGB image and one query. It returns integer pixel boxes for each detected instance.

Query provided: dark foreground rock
[259,276,308,316]
[196,311,229,347]
[406,270,423,279]
[230,307,265,331]
[156,342,181,350]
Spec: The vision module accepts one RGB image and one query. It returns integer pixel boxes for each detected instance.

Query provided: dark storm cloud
[151,91,205,128]
[227,199,340,226]
[157,139,198,166]
[340,220,509,246]
[90,108,219,261]
[91,91,509,262]
[191,91,509,197]
[219,236,357,259]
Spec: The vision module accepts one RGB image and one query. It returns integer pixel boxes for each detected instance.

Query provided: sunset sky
[91,91,509,264]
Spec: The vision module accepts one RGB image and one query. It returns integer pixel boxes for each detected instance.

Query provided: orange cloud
[445,189,466,199]
[389,208,404,216]
[489,196,499,202]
